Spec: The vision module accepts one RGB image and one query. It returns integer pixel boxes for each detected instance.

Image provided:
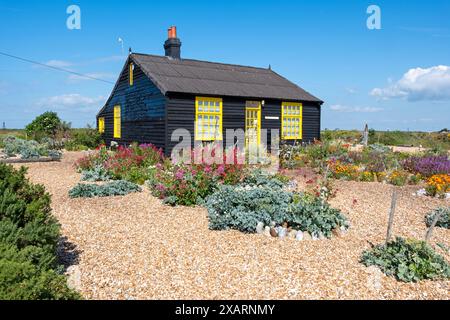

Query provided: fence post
[425,210,443,243]
[386,189,397,244]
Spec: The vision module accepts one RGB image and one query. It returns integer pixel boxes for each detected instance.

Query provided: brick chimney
[164,26,181,59]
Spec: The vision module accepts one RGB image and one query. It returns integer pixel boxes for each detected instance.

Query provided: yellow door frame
[245,101,261,149]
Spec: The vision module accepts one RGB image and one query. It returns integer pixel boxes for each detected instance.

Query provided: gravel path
[16,152,449,300]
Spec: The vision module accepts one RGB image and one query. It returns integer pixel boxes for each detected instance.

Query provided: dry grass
[14,152,450,300]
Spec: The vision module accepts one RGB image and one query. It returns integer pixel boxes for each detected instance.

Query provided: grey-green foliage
[206,180,348,236]
[425,207,450,229]
[2,136,48,159]
[81,165,110,182]
[242,169,287,189]
[69,180,141,198]
[361,237,450,282]
[206,185,292,233]
[286,195,349,238]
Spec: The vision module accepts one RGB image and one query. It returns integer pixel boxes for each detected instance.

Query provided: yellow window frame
[114,105,121,139]
[98,117,105,133]
[281,102,303,140]
[129,63,134,86]
[195,97,223,141]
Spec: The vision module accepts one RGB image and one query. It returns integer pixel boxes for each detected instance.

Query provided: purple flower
[403,156,450,177]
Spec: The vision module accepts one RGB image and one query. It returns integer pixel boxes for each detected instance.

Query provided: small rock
[319,232,326,240]
[282,222,288,228]
[256,222,265,234]
[311,232,320,241]
[332,228,343,238]
[277,227,287,239]
[263,226,271,237]
[269,221,276,227]
[288,229,298,239]
[270,227,278,237]
[296,231,304,241]
[303,231,312,241]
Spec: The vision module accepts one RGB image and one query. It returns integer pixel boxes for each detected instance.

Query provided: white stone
[263,226,271,237]
[296,231,304,241]
[256,222,265,234]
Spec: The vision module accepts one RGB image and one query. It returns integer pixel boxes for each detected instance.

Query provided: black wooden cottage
[97,27,323,157]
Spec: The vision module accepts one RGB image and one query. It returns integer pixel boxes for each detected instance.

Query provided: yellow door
[245,101,261,150]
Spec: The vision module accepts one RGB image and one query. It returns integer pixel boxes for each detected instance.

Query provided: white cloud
[44,60,73,68]
[371,65,450,101]
[36,94,105,112]
[329,104,383,113]
[67,72,115,82]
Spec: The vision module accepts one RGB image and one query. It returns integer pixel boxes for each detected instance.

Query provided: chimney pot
[164,26,181,59]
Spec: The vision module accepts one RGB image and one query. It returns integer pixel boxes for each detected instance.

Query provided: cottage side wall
[97,64,167,150]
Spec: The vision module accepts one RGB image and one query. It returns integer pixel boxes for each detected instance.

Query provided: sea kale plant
[361,237,450,282]
[425,207,450,229]
[69,180,141,198]
[206,170,348,237]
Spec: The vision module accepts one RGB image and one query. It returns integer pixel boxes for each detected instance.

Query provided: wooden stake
[425,210,443,243]
[386,189,398,244]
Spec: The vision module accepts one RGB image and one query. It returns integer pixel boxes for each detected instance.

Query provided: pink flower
[175,169,185,180]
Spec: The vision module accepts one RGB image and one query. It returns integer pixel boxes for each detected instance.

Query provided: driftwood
[386,189,398,243]
[425,210,443,243]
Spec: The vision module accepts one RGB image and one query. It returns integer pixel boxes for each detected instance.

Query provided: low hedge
[0,163,79,299]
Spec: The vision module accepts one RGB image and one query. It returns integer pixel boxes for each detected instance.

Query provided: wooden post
[386,189,398,244]
[362,124,369,147]
[425,210,443,243]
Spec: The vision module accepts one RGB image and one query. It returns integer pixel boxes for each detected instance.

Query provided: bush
[2,136,48,159]
[25,112,62,142]
[65,127,103,151]
[148,146,245,206]
[0,164,79,299]
[69,180,141,198]
[361,237,450,282]
[81,165,111,182]
[425,207,450,229]
[206,180,348,237]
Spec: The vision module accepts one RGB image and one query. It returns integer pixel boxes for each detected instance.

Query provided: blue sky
[0,0,449,131]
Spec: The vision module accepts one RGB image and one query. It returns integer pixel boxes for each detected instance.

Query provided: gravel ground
[15,152,449,300]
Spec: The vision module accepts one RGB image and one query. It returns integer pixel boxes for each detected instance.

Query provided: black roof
[131,53,323,103]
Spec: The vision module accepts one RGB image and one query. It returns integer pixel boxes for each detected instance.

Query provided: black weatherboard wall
[166,93,321,156]
[97,61,166,150]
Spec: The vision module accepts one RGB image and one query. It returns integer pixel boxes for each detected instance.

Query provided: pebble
[277,227,287,239]
[270,227,278,238]
[256,222,265,234]
[263,226,271,237]
[288,230,298,239]
[296,231,304,241]
[303,231,312,241]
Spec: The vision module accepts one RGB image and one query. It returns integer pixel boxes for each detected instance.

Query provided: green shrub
[81,165,111,182]
[425,207,450,229]
[361,237,450,282]
[0,163,79,300]
[69,180,141,198]
[66,127,102,151]
[2,136,48,159]
[25,112,62,142]
[206,181,348,236]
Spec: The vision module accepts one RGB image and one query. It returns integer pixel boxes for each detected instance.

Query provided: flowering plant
[403,156,450,177]
[425,174,450,198]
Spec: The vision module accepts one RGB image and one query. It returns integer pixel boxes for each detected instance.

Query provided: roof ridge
[131,52,273,72]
